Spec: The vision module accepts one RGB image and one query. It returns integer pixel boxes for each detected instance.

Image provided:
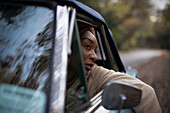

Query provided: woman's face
[80,30,98,76]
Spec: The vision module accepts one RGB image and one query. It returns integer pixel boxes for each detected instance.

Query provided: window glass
[65,21,89,112]
[0,5,54,113]
[95,30,106,67]
[95,28,119,71]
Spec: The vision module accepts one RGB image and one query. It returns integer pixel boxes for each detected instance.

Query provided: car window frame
[97,25,119,71]
[65,18,92,112]
[50,5,71,113]
[103,26,126,72]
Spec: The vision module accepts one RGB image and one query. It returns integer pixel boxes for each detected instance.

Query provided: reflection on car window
[65,22,89,112]
[95,28,119,71]
[0,5,53,113]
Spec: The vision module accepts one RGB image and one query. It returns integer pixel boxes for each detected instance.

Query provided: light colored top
[87,64,162,113]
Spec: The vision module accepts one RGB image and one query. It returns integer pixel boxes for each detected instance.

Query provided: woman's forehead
[81,30,98,47]
[81,30,96,40]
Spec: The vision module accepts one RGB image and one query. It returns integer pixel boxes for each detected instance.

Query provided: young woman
[78,22,162,113]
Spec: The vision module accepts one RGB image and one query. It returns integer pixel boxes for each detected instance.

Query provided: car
[0,0,140,113]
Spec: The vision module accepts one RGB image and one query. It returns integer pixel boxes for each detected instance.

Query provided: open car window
[0,4,54,113]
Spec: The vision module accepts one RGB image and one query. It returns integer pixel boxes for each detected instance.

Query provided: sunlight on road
[119,49,163,68]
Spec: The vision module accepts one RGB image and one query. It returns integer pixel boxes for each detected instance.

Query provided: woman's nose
[90,51,98,61]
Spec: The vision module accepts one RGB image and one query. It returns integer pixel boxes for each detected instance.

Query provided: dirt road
[134,50,170,113]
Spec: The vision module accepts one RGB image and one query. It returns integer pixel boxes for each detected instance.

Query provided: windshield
[0,4,54,113]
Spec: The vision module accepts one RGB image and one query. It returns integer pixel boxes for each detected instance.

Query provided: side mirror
[102,81,142,110]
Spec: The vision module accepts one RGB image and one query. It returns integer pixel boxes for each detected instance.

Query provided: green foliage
[77,0,170,50]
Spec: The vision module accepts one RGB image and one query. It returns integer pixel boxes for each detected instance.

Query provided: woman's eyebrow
[82,37,94,44]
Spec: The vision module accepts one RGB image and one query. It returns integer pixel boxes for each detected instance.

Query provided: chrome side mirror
[102,81,142,111]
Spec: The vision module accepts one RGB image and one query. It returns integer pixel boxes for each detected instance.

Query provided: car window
[94,27,119,71]
[76,15,119,72]
[65,20,89,112]
[0,5,54,113]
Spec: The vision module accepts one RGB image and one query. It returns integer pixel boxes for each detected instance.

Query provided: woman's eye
[84,45,91,50]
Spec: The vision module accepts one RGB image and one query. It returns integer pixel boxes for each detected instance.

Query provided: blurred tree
[153,4,170,49]
[77,0,155,50]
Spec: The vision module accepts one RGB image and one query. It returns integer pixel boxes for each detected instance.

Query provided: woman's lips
[85,63,93,71]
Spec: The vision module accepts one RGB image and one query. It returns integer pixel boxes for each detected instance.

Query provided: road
[120,49,170,113]
[119,49,164,68]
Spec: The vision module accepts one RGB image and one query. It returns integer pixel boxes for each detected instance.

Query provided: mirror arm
[118,94,127,113]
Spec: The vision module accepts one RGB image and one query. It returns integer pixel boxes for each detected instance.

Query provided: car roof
[58,0,107,26]
[66,0,106,23]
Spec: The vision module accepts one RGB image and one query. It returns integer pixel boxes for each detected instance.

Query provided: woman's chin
[85,70,90,76]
